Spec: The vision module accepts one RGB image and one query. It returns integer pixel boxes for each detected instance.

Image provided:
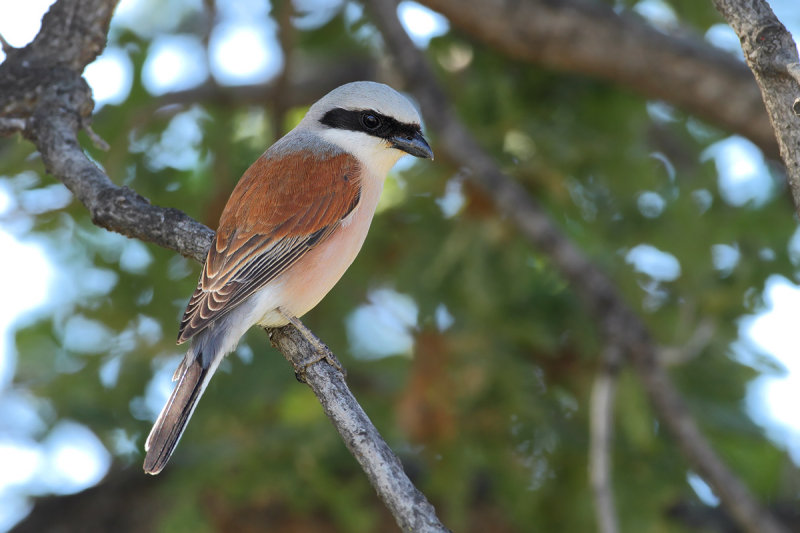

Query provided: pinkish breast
[255,171,385,326]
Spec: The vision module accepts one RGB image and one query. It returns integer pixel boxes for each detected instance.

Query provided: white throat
[318,128,405,178]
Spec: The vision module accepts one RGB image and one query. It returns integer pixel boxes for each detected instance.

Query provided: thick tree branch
[712,0,800,217]
[1,1,448,531]
[29,99,216,263]
[0,0,115,118]
[417,0,779,157]
[366,1,788,532]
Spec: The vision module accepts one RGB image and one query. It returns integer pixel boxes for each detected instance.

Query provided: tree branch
[712,0,800,217]
[28,99,216,262]
[0,117,27,136]
[416,0,778,157]
[1,1,448,531]
[589,347,621,533]
[366,1,788,532]
[270,326,450,532]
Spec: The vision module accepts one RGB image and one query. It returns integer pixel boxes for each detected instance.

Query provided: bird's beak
[391,131,434,160]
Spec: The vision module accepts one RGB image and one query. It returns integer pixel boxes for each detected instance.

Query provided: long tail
[143,352,217,474]
[143,308,249,474]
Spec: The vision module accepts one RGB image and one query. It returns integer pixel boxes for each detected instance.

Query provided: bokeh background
[1,0,800,531]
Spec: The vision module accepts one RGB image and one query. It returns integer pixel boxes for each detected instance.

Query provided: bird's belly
[253,180,382,327]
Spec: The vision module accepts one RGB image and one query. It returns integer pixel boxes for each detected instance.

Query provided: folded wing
[177,150,362,344]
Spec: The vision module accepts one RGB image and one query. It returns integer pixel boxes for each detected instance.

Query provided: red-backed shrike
[144,81,433,474]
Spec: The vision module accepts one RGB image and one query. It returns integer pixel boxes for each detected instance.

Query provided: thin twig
[82,122,109,151]
[366,1,788,532]
[270,325,450,533]
[0,31,13,54]
[589,347,622,533]
[787,63,800,86]
[0,117,27,136]
[2,0,450,530]
[658,319,715,366]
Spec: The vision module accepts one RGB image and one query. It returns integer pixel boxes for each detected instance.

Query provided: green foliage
[2,1,798,531]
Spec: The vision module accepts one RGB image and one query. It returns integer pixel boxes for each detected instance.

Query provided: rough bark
[367,1,790,532]
[29,100,216,262]
[417,0,778,157]
[0,0,114,118]
[0,1,448,531]
[712,0,800,218]
[271,326,450,533]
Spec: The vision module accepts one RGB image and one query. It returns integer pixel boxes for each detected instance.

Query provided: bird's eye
[361,113,381,130]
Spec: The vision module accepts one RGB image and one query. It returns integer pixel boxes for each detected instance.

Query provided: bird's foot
[277,311,346,382]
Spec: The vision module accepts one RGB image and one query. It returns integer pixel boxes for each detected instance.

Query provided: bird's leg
[276,309,345,381]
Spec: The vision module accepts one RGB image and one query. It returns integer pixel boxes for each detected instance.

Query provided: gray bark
[417,0,778,157]
[0,1,448,531]
[713,0,800,218]
[367,1,790,532]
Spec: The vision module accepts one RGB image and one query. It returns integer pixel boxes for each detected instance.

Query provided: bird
[143,81,433,475]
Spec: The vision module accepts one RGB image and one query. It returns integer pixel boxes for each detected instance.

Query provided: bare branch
[659,319,715,366]
[0,117,27,136]
[270,325,450,533]
[2,1,449,530]
[25,83,215,262]
[712,0,800,217]
[589,347,622,533]
[27,0,117,69]
[787,63,800,87]
[84,123,110,150]
[0,32,13,54]
[366,1,788,532]
[0,0,116,119]
[416,0,778,157]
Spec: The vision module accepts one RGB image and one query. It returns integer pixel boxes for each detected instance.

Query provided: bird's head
[303,81,433,175]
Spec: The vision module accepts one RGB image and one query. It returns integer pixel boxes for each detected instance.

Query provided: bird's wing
[177,151,362,344]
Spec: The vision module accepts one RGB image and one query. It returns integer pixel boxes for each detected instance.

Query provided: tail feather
[143,356,212,475]
[144,305,250,474]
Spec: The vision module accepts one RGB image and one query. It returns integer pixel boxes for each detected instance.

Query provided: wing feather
[177,151,361,344]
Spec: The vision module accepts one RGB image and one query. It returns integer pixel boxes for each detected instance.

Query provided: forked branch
[0,1,448,530]
[367,0,789,532]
